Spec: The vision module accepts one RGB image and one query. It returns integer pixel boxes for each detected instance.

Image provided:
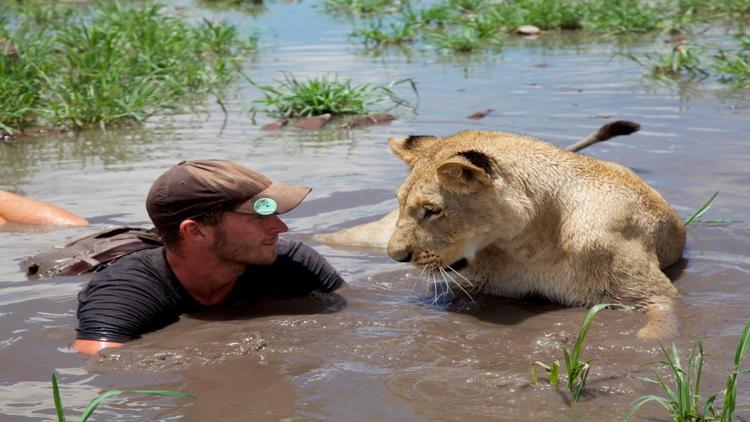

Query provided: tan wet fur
[386,129,685,339]
[315,121,642,249]
[317,122,685,339]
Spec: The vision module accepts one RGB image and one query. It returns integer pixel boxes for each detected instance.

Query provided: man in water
[74,160,344,355]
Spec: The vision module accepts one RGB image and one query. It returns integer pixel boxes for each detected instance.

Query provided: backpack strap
[22,226,164,278]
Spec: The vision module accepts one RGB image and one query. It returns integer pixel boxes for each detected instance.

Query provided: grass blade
[80,390,124,422]
[51,373,66,422]
[684,191,719,226]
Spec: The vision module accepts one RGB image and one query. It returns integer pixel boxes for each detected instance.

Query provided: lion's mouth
[445,258,468,271]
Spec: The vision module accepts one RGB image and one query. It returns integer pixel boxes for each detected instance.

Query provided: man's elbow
[73,339,125,355]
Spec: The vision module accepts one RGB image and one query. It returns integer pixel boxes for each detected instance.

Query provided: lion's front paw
[637,296,679,340]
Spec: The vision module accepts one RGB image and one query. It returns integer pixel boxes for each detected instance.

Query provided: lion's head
[386,131,538,274]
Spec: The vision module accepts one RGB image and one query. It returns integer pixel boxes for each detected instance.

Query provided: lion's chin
[445,258,468,271]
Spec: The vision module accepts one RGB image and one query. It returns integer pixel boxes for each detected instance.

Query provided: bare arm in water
[0,191,88,227]
[73,339,124,355]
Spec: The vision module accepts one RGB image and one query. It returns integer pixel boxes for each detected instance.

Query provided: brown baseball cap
[146,160,311,229]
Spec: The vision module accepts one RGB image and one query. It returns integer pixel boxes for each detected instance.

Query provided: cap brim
[236,182,312,215]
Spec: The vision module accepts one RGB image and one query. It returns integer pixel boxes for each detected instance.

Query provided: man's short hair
[146,160,312,239]
[155,210,224,250]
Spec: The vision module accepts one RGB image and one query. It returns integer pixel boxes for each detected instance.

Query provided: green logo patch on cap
[253,198,277,215]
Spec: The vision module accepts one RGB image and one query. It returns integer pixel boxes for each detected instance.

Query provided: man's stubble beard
[209,224,277,266]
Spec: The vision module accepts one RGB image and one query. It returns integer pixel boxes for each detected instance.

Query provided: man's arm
[75,249,185,354]
[0,190,88,226]
[73,339,125,355]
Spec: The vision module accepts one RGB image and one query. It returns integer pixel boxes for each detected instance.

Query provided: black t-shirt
[76,238,344,343]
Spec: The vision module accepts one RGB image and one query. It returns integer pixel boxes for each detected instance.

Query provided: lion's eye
[421,206,443,220]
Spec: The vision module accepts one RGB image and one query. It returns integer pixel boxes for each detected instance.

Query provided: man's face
[207,211,289,266]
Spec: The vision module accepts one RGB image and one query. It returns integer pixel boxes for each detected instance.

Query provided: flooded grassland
[1,0,750,421]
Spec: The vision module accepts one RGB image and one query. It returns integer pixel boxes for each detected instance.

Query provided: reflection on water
[1,0,750,421]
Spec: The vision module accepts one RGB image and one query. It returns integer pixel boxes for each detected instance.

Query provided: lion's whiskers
[414,265,429,290]
[445,264,474,287]
[440,267,475,302]
[413,264,475,304]
[438,269,456,299]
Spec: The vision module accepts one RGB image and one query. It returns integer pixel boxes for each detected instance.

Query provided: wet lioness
[319,122,685,339]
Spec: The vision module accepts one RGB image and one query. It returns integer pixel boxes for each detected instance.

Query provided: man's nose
[266,215,289,234]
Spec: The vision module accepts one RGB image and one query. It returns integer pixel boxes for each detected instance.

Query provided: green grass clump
[349,20,417,47]
[322,0,404,17]
[247,72,418,120]
[625,317,750,421]
[431,28,497,53]
[629,44,710,81]
[494,0,585,31]
[52,372,194,422]
[0,33,51,134]
[714,36,750,88]
[583,0,663,35]
[0,3,256,133]
[535,303,631,402]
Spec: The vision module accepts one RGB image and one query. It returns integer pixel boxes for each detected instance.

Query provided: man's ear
[389,135,439,166]
[179,219,207,241]
[437,150,495,192]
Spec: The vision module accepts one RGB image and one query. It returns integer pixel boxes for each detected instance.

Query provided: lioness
[320,122,685,339]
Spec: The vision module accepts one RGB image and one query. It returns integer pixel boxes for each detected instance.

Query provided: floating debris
[517,25,541,37]
[261,118,289,130]
[340,113,395,129]
[466,109,495,120]
[296,113,331,130]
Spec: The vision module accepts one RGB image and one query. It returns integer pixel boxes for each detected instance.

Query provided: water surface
[1,1,750,421]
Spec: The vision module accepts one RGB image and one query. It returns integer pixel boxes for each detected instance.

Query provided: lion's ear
[389,135,438,165]
[437,150,495,191]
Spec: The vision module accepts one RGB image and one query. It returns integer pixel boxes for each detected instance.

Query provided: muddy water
[2,2,750,421]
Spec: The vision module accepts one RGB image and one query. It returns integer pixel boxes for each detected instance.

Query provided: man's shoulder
[90,246,166,282]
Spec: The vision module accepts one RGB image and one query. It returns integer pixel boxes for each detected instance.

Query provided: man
[74,160,344,355]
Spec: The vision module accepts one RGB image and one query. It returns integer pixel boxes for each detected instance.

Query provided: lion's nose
[388,247,412,263]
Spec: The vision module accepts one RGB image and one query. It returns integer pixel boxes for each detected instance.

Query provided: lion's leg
[314,209,398,249]
[636,294,678,339]
[607,247,680,339]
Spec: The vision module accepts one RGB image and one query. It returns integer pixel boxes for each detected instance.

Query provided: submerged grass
[0,2,256,133]
[535,303,632,403]
[52,372,194,422]
[625,317,750,421]
[247,72,418,120]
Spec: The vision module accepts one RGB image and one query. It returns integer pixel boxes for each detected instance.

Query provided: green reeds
[683,191,719,226]
[322,0,404,17]
[247,72,418,120]
[349,20,416,47]
[52,372,195,422]
[629,44,710,81]
[0,3,256,132]
[583,0,663,35]
[626,342,714,421]
[494,0,585,31]
[535,303,632,402]
[625,317,750,421]
[714,36,750,88]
